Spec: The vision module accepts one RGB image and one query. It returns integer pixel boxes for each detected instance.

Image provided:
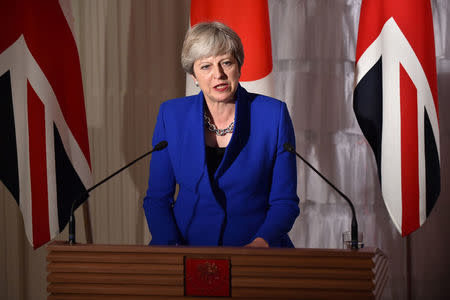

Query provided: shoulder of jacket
[162,94,198,107]
[249,93,286,112]
[239,85,284,108]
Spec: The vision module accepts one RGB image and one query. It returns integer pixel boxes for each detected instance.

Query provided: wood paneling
[47,242,389,299]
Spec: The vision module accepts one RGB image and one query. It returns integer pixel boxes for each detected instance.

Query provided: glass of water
[342,231,364,249]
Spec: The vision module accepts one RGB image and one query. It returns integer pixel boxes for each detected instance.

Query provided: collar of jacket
[180,84,252,189]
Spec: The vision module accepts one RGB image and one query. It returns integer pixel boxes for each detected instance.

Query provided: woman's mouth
[214,83,229,92]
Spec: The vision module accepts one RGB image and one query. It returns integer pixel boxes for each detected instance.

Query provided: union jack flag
[0,0,92,248]
[353,0,440,236]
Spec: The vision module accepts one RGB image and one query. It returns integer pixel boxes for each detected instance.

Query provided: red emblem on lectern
[185,258,230,296]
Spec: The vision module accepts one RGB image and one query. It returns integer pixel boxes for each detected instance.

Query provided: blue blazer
[143,85,299,247]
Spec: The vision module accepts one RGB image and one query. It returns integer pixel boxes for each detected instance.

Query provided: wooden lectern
[47,241,389,299]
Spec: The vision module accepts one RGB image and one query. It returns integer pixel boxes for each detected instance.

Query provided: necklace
[203,112,234,136]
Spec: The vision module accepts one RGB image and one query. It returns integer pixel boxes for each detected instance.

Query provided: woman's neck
[205,100,235,128]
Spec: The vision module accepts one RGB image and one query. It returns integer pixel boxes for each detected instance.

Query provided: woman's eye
[222,61,232,66]
[200,65,210,70]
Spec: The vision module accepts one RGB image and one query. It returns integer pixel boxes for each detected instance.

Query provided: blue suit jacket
[143,85,299,247]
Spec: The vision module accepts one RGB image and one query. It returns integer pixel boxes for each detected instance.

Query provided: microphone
[68,140,168,244]
[284,143,360,249]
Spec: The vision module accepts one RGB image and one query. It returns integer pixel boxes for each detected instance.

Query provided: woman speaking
[143,22,299,247]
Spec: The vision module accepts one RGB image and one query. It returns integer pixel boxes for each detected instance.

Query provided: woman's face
[192,53,240,104]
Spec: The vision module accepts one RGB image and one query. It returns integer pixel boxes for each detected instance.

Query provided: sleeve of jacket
[254,102,300,245]
[143,103,181,245]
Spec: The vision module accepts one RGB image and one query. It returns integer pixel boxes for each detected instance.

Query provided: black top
[205,145,226,182]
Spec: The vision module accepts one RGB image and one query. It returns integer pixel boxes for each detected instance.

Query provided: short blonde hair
[181,21,244,75]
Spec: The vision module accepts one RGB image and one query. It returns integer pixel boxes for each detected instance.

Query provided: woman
[143,21,299,247]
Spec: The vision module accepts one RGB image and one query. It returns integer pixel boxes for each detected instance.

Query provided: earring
[195,81,199,87]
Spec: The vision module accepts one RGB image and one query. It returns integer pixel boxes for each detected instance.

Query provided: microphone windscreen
[283,143,294,153]
[153,141,168,151]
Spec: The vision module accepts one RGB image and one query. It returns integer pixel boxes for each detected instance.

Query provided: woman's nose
[212,64,226,79]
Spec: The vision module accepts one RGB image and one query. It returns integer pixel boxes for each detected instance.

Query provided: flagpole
[406,235,412,300]
[82,203,93,243]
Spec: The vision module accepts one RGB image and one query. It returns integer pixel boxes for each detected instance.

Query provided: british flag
[353,0,440,236]
[0,0,92,248]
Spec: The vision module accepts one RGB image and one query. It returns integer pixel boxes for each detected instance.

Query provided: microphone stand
[68,141,168,244]
[284,143,359,249]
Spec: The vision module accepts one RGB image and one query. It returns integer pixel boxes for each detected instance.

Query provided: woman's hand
[245,237,269,248]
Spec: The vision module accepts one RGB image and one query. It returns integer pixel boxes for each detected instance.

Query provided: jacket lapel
[215,85,251,179]
[179,91,206,190]
[180,86,252,187]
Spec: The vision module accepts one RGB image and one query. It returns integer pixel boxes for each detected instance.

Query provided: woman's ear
[191,74,199,87]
